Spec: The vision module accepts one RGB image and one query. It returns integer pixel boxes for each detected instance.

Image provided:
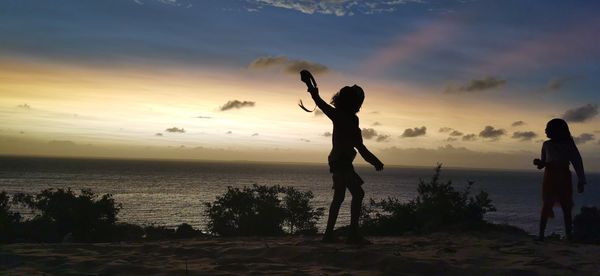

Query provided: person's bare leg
[537,203,552,241]
[323,185,345,242]
[348,184,364,232]
[561,205,573,240]
[347,184,367,243]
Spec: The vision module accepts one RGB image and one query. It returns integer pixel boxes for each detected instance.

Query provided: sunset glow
[1,0,598,170]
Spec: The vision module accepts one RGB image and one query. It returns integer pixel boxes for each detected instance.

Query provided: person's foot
[346,234,372,245]
[565,233,573,241]
[321,232,337,243]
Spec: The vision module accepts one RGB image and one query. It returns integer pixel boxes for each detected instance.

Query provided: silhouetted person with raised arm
[533,118,586,241]
[306,83,384,244]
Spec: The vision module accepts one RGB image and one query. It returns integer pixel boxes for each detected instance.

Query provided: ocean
[1,156,598,235]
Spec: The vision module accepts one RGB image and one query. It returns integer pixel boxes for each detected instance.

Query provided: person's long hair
[546,118,574,144]
[330,85,364,114]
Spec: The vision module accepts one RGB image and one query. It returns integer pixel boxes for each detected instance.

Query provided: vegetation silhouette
[0,189,204,243]
[573,206,600,243]
[204,184,324,236]
[12,188,120,242]
[0,191,21,242]
[359,164,497,235]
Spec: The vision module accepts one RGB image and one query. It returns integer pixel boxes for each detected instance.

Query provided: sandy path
[2,232,600,275]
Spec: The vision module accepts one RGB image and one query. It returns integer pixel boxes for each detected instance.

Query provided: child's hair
[546,118,574,143]
[330,85,365,113]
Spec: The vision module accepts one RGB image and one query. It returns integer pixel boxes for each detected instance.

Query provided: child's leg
[560,204,573,240]
[538,203,553,240]
[347,184,365,233]
[324,185,346,235]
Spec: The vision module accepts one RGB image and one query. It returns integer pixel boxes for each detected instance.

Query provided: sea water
[1,156,598,235]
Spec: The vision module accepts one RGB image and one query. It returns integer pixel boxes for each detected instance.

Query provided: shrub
[0,192,21,242]
[204,184,324,236]
[281,187,324,234]
[362,164,496,234]
[574,206,600,243]
[12,188,121,242]
[175,223,201,238]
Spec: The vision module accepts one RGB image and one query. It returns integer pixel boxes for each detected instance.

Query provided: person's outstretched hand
[374,161,384,171]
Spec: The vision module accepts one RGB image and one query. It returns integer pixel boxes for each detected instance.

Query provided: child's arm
[570,143,587,192]
[308,88,336,120]
[356,143,384,171]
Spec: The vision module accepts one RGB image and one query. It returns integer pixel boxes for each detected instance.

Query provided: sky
[0,0,599,171]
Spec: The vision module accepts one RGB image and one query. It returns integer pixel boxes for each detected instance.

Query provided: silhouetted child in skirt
[307,84,384,244]
[533,118,586,241]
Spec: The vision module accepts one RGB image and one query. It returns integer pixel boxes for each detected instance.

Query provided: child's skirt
[542,163,573,218]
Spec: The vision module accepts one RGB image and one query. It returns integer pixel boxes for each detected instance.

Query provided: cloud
[439,127,453,133]
[300,138,311,142]
[462,134,477,141]
[511,131,537,141]
[401,126,427,138]
[573,133,595,145]
[478,126,506,140]
[362,128,378,139]
[220,100,256,111]
[17,104,31,109]
[248,0,424,16]
[165,127,185,133]
[196,116,212,119]
[544,77,574,92]
[155,133,163,136]
[511,121,525,127]
[226,131,232,134]
[449,130,463,137]
[252,133,259,136]
[322,132,332,137]
[373,122,381,126]
[249,56,329,75]
[376,134,390,142]
[445,77,506,93]
[562,104,598,123]
[446,137,458,142]
[361,128,390,142]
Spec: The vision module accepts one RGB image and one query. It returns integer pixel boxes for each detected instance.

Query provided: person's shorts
[331,170,364,190]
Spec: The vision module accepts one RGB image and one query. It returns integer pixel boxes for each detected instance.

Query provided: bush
[12,188,122,242]
[1,188,207,243]
[205,184,324,236]
[574,206,600,243]
[362,164,496,234]
[0,192,21,242]
[281,187,324,235]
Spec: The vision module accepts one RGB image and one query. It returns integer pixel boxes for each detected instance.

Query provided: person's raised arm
[308,88,336,120]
